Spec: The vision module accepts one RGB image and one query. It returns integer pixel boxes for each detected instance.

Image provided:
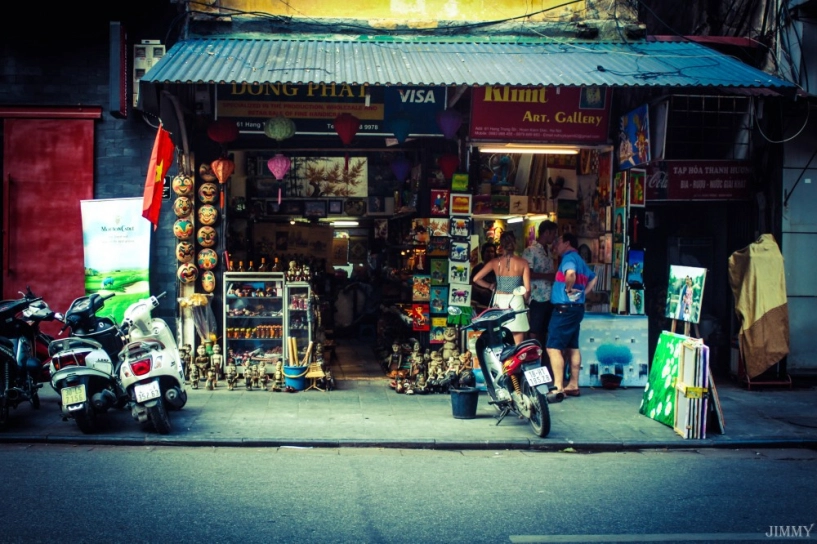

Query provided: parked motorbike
[48,292,128,433]
[0,288,60,430]
[118,292,187,434]
[450,286,553,438]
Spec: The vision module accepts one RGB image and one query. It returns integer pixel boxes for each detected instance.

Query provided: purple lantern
[390,156,412,183]
[436,108,463,139]
[267,154,291,204]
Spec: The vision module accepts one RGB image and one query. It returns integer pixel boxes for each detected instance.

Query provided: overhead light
[507,216,524,224]
[332,221,359,227]
[478,144,579,155]
[290,220,296,225]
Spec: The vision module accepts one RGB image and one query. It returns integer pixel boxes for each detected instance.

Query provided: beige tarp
[727,234,790,378]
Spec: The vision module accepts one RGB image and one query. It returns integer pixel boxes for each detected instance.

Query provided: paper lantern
[387,113,412,144]
[333,113,360,145]
[436,108,463,139]
[267,154,291,205]
[390,156,412,183]
[438,153,460,180]
[264,116,296,141]
[207,119,239,144]
[210,158,235,185]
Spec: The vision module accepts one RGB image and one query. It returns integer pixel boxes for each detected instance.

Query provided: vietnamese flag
[141,125,175,230]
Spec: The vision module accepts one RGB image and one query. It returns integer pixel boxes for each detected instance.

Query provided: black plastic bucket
[450,387,480,419]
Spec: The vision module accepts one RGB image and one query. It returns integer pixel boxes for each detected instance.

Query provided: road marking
[510,534,781,542]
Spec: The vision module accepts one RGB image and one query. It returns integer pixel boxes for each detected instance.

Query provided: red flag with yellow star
[142,125,175,230]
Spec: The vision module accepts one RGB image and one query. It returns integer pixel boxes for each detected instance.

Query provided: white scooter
[118,292,187,434]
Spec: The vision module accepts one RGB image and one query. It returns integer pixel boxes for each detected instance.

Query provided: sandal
[564,388,581,397]
[546,390,565,404]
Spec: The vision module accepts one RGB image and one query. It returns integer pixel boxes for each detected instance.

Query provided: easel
[670,318,724,435]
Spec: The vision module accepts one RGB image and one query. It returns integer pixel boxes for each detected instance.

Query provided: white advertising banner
[80,198,151,324]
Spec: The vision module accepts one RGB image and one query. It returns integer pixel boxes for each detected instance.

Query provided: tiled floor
[326,338,385,381]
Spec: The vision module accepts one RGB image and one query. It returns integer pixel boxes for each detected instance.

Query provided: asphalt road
[0,445,814,543]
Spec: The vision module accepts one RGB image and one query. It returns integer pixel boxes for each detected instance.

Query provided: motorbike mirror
[512,286,527,296]
[448,306,463,316]
[54,312,65,322]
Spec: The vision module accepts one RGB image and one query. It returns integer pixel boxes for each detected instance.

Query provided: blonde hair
[499,231,516,252]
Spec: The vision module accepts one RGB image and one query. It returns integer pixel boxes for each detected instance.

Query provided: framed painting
[428,217,449,237]
[280,200,304,215]
[430,189,450,216]
[412,274,431,302]
[328,200,343,214]
[449,240,470,262]
[303,200,327,219]
[344,198,367,216]
[629,168,646,207]
[627,249,645,286]
[427,236,450,257]
[451,173,469,192]
[430,258,448,285]
[450,193,472,215]
[665,265,707,324]
[449,216,472,239]
[411,304,430,331]
[429,286,449,315]
[448,283,472,306]
[448,261,470,285]
[430,316,448,343]
[368,195,387,215]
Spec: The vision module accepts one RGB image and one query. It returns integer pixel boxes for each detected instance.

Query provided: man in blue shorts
[546,232,597,403]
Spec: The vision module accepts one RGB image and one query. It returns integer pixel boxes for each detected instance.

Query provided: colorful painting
[640,331,687,428]
[411,303,430,331]
[451,173,469,192]
[368,195,387,215]
[411,217,430,244]
[618,104,650,170]
[665,265,707,324]
[448,283,472,306]
[449,216,471,239]
[427,236,450,257]
[428,217,449,237]
[412,274,431,301]
[613,172,627,208]
[429,286,449,315]
[448,261,470,285]
[629,289,645,315]
[472,194,492,215]
[627,249,645,286]
[430,189,450,216]
[430,259,448,285]
[629,168,646,207]
[294,156,368,197]
[613,208,626,243]
[612,243,624,279]
[430,316,448,344]
[449,240,470,262]
[450,193,472,215]
[373,219,388,240]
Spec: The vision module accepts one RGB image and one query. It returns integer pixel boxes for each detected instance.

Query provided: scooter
[0,288,60,430]
[451,286,553,438]
[118,292,187,434]
[48,292,128,433]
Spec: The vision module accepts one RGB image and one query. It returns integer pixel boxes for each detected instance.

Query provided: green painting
[639,331,687,428]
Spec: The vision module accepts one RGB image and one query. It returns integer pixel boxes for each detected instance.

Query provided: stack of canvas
[640,331,713,439]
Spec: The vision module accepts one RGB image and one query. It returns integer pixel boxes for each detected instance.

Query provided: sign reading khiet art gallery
[469,86,610,142]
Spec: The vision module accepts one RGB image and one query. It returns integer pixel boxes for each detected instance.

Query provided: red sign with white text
[470,86,610,142]
[645,160,751,201]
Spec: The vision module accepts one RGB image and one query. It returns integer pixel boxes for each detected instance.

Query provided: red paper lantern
[211,157,235,209]
[333,113,360,145]
[438,153,459,180]
[436,108,463,139]
[207,119,239,144]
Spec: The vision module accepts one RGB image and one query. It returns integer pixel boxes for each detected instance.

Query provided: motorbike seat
[499,339,542,363]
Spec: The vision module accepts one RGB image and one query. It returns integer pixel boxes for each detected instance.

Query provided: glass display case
[223,273,286,375]
[285,282,313,365]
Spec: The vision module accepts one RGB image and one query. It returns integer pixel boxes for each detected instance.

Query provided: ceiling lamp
[436,108,463,139]
[479,144,579,155]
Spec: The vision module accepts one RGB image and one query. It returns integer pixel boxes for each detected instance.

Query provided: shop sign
[645,160,751,201]
[469,86,610,143]
[216,83,444,136]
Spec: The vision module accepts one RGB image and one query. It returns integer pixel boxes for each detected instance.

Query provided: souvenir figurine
[189,359,201,389]
[244,361,255,391]
[180,344,193,382]
[194,344,210,389]
[271,359,284,392]
[256,360,269,390]
[226,358,239,391]
[386,341,402,376]
[440,327,458,361]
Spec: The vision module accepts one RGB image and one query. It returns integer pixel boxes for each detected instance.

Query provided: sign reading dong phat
[470,86,610,142]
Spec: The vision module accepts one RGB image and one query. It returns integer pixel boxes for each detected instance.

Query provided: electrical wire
[754,99,811,144]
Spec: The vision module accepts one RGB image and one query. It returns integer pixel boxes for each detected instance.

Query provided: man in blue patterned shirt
[522,220,558,344]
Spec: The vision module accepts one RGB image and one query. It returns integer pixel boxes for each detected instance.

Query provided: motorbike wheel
[73,402,99,434]
[523,378,551,438]
[148,400,172,434]
[1,360,10,430]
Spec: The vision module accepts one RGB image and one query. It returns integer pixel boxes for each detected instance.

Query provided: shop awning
[141,36,795,92]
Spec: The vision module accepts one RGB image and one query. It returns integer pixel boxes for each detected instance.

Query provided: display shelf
[285,281,313,365]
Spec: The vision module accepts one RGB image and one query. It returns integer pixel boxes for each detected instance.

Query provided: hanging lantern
[387,113,412,144]
[210,157,235,209]
[267,154,292,205]
[436,108,463,139]
[438,153,460,180]
[390,156,412,183]
[333,113,360,145]
[207,119,239,145]
[264,116,297,141]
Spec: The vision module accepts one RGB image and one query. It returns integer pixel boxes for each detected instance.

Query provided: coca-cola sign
[645,160,751,201]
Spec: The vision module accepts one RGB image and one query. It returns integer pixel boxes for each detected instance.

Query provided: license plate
[134,381,161,403]
[524,366,553,387]
[61,385,86,407]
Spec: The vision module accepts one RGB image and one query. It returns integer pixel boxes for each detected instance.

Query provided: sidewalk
[2,371,816,451]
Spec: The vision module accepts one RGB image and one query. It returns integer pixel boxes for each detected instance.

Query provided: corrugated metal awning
[141,36,795,91]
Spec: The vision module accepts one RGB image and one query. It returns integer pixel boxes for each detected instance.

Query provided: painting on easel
[664,265,707,323]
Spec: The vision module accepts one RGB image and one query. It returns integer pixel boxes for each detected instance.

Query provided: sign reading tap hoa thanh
[469,86,610,142]
[216,83,445,136]
[645,160,751,201]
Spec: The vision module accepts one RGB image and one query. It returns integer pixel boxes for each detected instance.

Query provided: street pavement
[1,340,815,451]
